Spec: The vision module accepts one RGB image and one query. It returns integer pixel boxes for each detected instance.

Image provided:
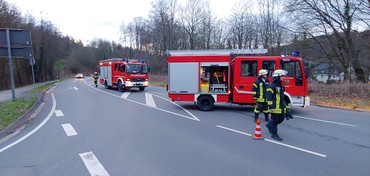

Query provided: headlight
[126,81,133,87]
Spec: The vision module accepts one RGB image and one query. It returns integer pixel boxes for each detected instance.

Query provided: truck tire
[139,87,145,91]
[197,96,214,111]
[117,81,125,92]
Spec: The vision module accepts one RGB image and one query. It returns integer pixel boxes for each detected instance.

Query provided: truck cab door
[232,59,258,104]
[280,59,305,98]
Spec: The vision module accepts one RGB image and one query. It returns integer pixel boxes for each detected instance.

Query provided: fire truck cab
[99,58,149,92]
[166,49,310,111]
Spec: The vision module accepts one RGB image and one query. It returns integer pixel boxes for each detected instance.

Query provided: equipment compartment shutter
[169,62,198,93]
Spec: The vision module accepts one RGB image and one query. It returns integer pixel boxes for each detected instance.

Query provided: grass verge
[149,74,167,87]
[309,82,370,111]
[0,81,57,131]
[0,98,37,131]
[28,81,57,93]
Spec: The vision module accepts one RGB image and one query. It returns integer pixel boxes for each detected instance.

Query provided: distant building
[313,63,343,83]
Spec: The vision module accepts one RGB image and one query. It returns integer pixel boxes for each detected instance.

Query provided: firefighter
[265,69,290,141]
[252,69,270,123]
[93,72,99,87]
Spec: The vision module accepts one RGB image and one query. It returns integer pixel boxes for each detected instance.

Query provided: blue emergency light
[292,51,299,57]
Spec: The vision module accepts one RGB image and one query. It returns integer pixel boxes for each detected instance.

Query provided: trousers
[266,113,284,134]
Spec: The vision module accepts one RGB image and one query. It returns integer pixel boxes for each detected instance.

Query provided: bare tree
[198,0,226,49]
[149,0,181,53]
[0,0,22,28]
[286,0,369,82]
[227,0,257,49]
[180,0,206,49]
[256,0,287,55]
[199,2,212,49]
[209,18,227,49]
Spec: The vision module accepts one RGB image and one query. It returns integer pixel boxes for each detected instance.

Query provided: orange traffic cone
[253,119,264,140]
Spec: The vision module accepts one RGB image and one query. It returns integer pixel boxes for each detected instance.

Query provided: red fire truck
[99,58,149,91]
[166,49,310,111]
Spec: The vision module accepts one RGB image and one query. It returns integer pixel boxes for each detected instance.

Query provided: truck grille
[131,78,145,82]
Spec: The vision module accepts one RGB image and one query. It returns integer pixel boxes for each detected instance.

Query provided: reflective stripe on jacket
[266,81,286,114]
[252,77,270,103]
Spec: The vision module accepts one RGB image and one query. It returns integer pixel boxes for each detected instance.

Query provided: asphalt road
[0,77,369,176]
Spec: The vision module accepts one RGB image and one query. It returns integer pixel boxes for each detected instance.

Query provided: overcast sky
[8,0,239,44]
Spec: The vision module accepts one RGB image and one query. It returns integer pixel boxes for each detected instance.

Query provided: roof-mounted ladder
[165,49,268,56]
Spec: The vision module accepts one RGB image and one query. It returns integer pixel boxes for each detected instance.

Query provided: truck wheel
[117,81,124,92]
[139,87,145,91]
[197,96,214,111]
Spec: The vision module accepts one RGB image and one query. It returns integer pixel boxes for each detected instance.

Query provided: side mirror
[304,61,309,67]
[303,61,310,78]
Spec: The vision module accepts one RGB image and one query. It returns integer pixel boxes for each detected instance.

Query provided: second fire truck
[166,49,310,111]
[99,58,149,91]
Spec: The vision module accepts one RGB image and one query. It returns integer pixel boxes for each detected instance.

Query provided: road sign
[0,28,32,58]
[0,28,33,101]
[0,47,32,58]
[9,29,32,46]
[29,58,35,65]
[0,30,6,46]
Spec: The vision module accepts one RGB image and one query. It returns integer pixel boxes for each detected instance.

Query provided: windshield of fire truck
[126,64,148,74]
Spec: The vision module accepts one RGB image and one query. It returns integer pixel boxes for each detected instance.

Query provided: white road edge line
[84,79,199,121]
[61,123,78,136]
[294,115,357,127]
[79,151,110,176]
[216,125,327,158]
[0,93,56,153]
[150,92,200,121]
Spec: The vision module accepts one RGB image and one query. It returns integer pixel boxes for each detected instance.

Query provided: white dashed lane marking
[55,110,64,117]
[79,151,110,176]
[61,123,78,136]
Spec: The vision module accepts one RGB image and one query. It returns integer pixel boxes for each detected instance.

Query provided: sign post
[30,57,36,88]
[0,28,33,101]
[6,29,16,101]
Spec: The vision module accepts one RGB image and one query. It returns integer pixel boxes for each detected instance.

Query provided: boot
[264,113,270,122]
[271,133,283,141]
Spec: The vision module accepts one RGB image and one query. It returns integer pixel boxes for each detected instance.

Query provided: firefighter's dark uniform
[265,76,289,141]
[252,76,270,122]
[93,73,99,87]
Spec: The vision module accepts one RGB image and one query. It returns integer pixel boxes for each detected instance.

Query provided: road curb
[0,81,60,140]
[312,104,370,113]
[0,92,45,140]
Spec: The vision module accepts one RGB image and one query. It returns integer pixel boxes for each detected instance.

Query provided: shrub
[309,82,370,110]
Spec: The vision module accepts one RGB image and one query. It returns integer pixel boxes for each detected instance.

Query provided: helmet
[272,69,288,77]
[94,72,97,74]
[258,69,268,76]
